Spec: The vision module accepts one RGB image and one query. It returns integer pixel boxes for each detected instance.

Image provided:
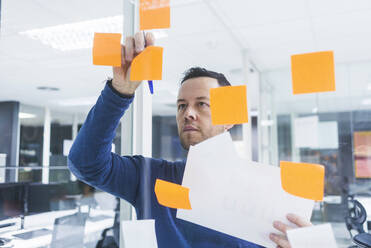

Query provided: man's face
[176,77,231,150]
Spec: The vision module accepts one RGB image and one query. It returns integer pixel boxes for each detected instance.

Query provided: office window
[2,0,371,247]
[260,64,371,229]
[0,0,124,246]
[19,104,45,183]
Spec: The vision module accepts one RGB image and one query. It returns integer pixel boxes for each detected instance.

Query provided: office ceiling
[1,0,371,125]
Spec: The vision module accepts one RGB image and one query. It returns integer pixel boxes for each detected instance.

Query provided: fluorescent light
[37,86,60,91]
[312,107,318,114]
[19,15,168,52]
[362,98,371,105]
[53,97,97,106]
[19,16,123,51]
[19,112,36,119]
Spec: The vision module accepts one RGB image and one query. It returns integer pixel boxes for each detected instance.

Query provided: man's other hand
[112,32,155,95]
[269,213,312,248]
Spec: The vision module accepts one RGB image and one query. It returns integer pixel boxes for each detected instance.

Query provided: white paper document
[122,219,158,248]
[176,132,314,248]
[287,223,338,248]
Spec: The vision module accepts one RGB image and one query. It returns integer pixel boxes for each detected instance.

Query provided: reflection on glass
[19,104,45,183]
[354,131,371,178]
[49,111,74,183]
[0,176,118,247]
[152,116,187,161]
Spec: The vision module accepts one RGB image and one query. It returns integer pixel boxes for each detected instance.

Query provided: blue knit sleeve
[67,82,140,206]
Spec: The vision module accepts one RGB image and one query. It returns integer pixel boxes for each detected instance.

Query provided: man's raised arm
[67,32,155,205]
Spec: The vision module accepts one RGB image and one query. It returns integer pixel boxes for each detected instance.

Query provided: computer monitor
[27,182,80,215]
[0,183,26,221]
[27,183,63,215]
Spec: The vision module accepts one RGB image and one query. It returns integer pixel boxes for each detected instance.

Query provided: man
[68,32,311,248]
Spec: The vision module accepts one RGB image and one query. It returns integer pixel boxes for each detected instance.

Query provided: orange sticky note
[92,33,122,66]
[280,161,325,201]
[140,0,170,30]
[291,51,335,94]
[154,179,191,210]
[130,46,163,81]
[210,85,248,125]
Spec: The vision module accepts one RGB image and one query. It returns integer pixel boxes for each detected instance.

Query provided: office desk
[0,209,115,248]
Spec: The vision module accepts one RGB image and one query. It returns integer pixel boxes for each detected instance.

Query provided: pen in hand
[143,31,154,95]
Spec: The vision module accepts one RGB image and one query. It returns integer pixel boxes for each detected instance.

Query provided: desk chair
[95,198,120,248]
[50,212,88,248]
[345,196,371,248]
[353,233,371,248]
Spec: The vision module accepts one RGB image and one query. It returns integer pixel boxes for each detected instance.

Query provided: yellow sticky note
[130,46,163,81]
[291,51,335,94]
[140,0,170,30]
[280,161,325,201]
[154,179,192,210]
[92,33,122,67]
[210,85,248,125]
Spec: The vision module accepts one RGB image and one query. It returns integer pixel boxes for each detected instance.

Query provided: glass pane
[261,61,371,245]
[0,0,124,247]
[3,0,371,247]
[0,171,118,248]
[19,104,45,183]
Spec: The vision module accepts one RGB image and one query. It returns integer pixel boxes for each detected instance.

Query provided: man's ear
[224,124,234,131]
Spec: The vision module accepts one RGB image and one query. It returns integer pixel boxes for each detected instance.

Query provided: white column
[133,84,152,157]
[260,100,272,164]
[72,113,78,140]
[270,102,278,166]
[0,154,6,183]
[15,113,20,182]
[70,113,78,181]
[290,113,300,162]
[258,77,279,165]
[120,1,143,247]
[42,107,51,184]
[242,50,260,161]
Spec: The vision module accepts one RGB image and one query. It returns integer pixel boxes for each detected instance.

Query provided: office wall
[0,101,19,182]
[276,110,371,221]
[152,116,245,162]
[152,116,186,161]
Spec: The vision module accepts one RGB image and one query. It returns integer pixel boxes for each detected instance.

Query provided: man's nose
[184,106,197,121]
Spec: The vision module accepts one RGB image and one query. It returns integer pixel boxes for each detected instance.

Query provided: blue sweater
[68,82,263,248]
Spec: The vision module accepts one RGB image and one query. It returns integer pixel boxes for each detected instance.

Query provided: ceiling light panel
[19,112,36,119]
[19,15,123,51]
[18,15,168,52]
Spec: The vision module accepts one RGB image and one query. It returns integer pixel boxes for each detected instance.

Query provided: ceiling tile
[238,19,313,49]
[214,0,308,28]
[169,1,224,36]
[308,0,371,17]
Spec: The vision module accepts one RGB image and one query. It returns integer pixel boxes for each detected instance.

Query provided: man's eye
[178,104,186,110]
[199,102,208,107]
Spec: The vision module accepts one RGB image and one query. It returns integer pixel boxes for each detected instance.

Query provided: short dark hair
[181,67,231,87]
